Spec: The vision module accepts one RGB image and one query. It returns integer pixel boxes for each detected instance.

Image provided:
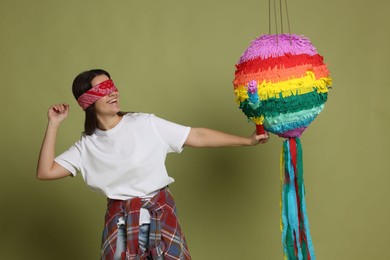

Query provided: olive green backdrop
[1,0,389,259]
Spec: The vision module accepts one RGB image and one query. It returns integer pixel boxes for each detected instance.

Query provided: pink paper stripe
[239,34,318,63]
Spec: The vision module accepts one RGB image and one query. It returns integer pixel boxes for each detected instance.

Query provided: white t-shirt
[55,113,190,223]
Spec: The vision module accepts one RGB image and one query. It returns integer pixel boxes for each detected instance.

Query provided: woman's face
[92,74,121,116]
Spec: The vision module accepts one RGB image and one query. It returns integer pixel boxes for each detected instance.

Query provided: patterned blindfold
[77,79,118,110]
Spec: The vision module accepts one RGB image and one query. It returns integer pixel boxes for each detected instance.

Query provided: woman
[37,69,269,260]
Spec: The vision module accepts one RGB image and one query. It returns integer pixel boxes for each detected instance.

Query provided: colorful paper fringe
[281,138,314,260]
[233,34,332,138]
[233,34,332,259]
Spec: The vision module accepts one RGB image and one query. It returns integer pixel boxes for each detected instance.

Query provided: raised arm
[37,104,72,180]
[184,127,269,148]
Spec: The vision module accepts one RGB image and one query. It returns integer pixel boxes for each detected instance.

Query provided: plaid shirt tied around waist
[100,187,191,260]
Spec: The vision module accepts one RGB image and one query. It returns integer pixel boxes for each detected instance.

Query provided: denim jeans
[114,222,164,260]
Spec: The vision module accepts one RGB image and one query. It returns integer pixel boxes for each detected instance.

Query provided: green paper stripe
[239,91,327,119]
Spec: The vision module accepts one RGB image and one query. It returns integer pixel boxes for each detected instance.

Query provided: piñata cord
[268,0,292,44]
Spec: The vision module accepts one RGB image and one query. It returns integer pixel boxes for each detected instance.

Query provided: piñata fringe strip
[234,71,331,103]
[235,53,326,75]
[239,91,327,118]
[234,64,330,86]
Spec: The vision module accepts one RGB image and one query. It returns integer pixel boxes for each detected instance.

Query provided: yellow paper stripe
[251,116,264,125]
[280,146,288,260]
[233,86,249,103]
[234,71,332,102]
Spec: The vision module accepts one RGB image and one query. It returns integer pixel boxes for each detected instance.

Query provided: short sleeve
[150,115,191,153]
[54,141,82,176]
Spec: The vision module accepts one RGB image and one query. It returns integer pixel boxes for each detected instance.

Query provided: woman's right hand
[48,103,69,124]
[37,103,72,180]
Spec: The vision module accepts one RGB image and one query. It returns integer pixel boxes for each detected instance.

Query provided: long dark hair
[72,69,125,135]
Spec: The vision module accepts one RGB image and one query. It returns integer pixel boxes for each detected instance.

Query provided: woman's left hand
[251,131,270,145]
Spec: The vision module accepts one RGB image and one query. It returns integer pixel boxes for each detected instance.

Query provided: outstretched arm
[184,127,269,148]
[37,104,72,180]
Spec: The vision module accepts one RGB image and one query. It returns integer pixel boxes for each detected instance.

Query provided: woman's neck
[97,113,123,131]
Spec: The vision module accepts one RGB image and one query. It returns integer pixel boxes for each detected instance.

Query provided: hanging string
[268,0,271,34]
[279,0,284,34]
[268,0,292,45]
[273,0,278,44]
[284,0,292,44]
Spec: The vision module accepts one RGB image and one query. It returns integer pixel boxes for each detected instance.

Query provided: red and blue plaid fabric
[100,187,191,260]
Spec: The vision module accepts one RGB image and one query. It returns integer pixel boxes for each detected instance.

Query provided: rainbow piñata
[233,34,331,138]
[233,34,332,260]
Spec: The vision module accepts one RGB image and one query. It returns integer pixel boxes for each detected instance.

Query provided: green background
[1,0,389,259]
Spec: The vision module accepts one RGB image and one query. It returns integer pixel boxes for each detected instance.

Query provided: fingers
[254,131,270,144]
[50,103,69,114]
[47,104,70,122]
